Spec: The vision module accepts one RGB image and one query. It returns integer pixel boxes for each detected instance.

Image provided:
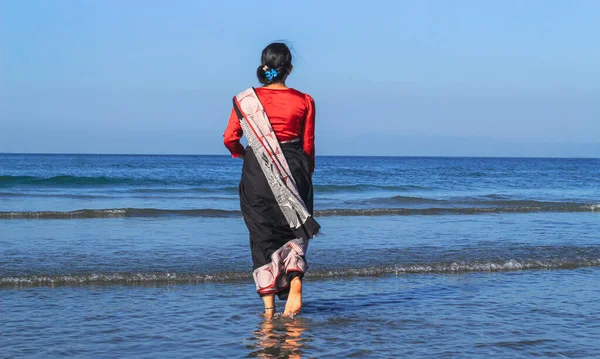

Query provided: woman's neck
[263,82,288,90]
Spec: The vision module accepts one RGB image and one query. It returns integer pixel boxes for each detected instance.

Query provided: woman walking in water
[223,43,320,318]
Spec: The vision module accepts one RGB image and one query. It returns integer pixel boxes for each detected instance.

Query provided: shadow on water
[246,317,311,359]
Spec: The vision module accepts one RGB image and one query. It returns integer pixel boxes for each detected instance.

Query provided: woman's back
[254,87,311,143]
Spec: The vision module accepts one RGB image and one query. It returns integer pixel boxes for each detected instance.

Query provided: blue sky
[1,0,599,156]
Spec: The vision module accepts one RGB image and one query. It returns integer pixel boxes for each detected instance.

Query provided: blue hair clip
[265,68,278,81]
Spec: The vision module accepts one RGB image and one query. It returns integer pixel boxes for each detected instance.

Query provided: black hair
[256,42,293,85]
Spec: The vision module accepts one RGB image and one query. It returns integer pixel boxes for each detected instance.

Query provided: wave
[1,176,431,193]
[314,184,431,193]
[367,196,599,207]
[131,187,239,194]
[0,175,162,187]
[365,195,445,204]
[0,175,231,188]
[317,204,600,216]
[0,208,238,219]
[3,189,595,211]
[0,191,237,200]
[1,202,599,219]
[3,258,600,287]
[0,192,117,199]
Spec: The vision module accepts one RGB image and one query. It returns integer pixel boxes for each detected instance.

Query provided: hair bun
[256,43,292,85]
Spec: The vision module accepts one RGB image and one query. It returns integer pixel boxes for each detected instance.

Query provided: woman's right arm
[223,108,245,158]
[302,95,316,174]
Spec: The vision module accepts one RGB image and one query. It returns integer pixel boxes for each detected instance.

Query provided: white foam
[587,204,600,211]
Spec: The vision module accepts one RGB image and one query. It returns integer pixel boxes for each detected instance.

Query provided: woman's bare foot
[283,276,302,317]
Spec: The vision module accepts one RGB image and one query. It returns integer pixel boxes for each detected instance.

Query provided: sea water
[1,154,599,358]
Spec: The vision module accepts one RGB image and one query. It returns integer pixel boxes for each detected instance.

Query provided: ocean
[1,154,600,358]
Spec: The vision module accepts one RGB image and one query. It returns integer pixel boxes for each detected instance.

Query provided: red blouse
[223,87,316,173]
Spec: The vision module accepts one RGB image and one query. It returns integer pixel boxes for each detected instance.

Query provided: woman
[223,43,320,318]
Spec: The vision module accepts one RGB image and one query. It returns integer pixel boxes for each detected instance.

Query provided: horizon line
[1,152,599,160]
